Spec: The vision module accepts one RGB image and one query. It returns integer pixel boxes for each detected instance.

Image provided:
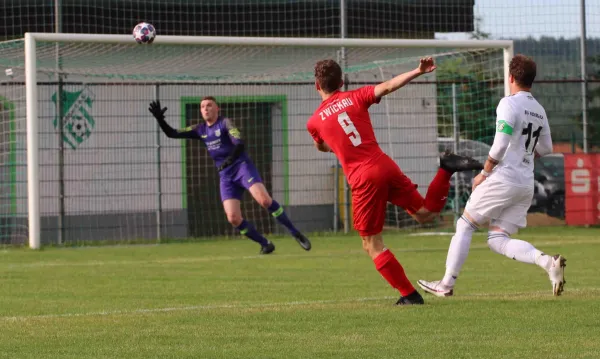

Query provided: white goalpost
[13,33,513,249]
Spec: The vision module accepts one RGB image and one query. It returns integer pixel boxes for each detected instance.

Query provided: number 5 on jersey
[338,112,362,146]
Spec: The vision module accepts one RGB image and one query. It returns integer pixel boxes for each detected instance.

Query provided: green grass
[1,227,599,358]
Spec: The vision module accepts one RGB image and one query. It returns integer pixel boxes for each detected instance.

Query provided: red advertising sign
[564,154,600,225]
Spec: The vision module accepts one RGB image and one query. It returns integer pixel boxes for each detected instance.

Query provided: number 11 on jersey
[337,112,362,147]
[522,122,542,154]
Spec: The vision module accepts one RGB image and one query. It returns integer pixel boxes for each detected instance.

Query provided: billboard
[564,154,600,226]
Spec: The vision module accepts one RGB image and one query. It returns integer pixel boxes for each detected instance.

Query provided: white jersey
[490,91,551,187]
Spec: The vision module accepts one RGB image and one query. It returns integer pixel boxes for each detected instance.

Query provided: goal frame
[23,32,514,249]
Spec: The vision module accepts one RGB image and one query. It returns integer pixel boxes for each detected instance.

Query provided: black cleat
[439,150,484,173]
[395,290,425,305]
[260,241,275,255]
[293,233,312,251]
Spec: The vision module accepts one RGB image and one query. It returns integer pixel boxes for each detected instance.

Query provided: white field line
[2,238,598,269]
[2,288,599,322]
[0,296,396,322]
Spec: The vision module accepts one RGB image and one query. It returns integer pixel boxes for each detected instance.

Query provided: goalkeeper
[149,96,312,254]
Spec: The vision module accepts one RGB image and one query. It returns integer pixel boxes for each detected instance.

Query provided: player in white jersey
[417,55,567,297]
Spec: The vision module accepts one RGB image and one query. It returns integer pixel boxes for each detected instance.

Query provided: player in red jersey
[306,58,483,305]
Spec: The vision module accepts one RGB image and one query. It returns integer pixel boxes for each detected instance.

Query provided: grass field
[1,227,599,359]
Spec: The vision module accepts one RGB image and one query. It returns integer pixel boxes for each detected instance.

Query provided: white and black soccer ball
[71,116,90,139]
[133,22,156,44]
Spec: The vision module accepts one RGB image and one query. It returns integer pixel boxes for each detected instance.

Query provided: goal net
[0,34,511,248]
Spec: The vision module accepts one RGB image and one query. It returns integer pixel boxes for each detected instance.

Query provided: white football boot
[417,280,454,297]
[548,254,567,296]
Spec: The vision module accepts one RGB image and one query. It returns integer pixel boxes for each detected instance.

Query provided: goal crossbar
[21,32,514,249]
[27,32,514,49]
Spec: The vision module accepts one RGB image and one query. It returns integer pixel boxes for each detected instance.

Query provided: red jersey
[306,85,385,184]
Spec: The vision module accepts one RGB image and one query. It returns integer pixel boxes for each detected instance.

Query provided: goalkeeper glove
[217,144,245,171]
[218,158,233,172]
[149,100,168,120]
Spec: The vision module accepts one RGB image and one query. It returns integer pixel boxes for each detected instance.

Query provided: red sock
[424,168,452,213]
[373,249,415,297]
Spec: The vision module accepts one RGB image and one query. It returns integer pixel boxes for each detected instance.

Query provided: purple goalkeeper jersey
[177,116,249,170]
[154,110,263,201]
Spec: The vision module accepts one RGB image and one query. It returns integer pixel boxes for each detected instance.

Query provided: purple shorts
[219,160,263,201]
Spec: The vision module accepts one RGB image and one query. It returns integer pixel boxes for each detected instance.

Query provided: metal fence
[0,0,598,244]
[1,0,598,148]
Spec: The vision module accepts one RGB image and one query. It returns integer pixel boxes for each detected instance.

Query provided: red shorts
[350,155,424,237]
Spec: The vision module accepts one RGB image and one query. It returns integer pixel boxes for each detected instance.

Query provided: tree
[469,16,490,40]
[436,17,499,144]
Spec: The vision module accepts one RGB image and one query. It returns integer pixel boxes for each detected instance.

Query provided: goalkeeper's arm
[149,101,198,139]
[218,143,245,171]
[217,118,246,171]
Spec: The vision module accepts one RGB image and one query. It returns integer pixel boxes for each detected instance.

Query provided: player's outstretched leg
[238,220,275,255]
[363,233,424,305]
[439,150,484,173]
[487,230,567,296]
[417,213,479,297]
[407,152,483,225]
[249,183,312,251]
[389,153,481,295]
[268,199,311,251]
[223,199,274,255]
[418,151,483,219]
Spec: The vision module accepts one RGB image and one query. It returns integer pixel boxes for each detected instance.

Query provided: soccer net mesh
[0,38,505,245]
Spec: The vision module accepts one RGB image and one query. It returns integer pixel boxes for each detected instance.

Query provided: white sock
[487,232,551,270]
[534,251,552,270]
[442,215,477,288]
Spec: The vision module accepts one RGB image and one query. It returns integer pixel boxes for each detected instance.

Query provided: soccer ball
[133,22,156,44]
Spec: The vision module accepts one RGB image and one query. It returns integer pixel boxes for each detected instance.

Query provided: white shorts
[465,178,533,234]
